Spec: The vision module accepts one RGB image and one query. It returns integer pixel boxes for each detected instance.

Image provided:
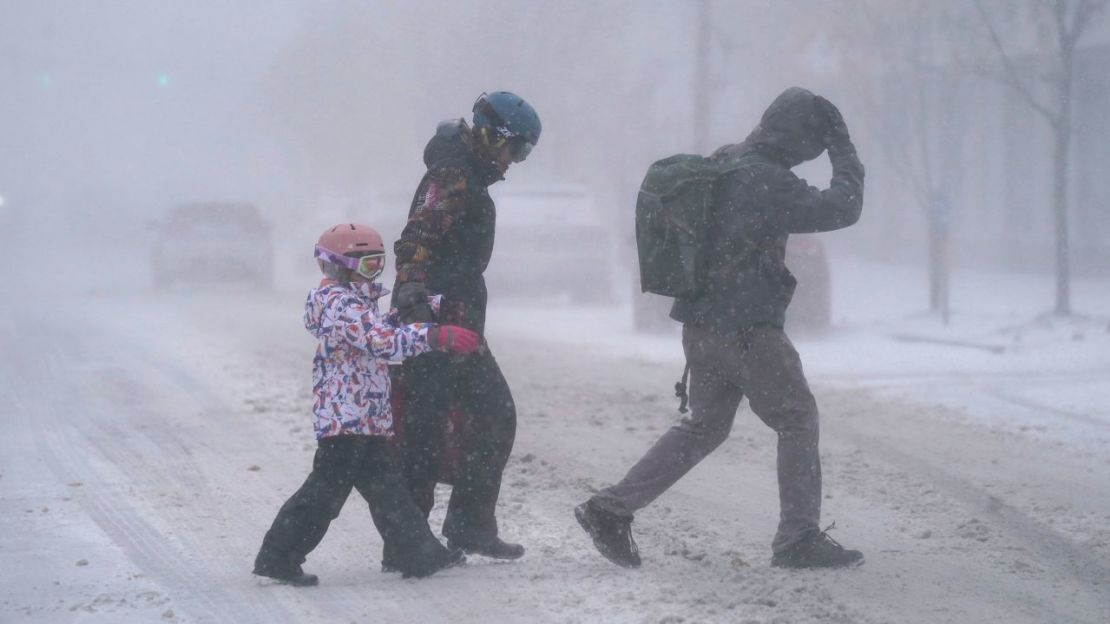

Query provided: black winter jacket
[393,119,504,335]
[670,87,865,332]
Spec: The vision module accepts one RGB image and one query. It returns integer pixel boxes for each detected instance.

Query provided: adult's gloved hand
[815,96,851,149]
[395,281,433,323]
[428,325,480,354]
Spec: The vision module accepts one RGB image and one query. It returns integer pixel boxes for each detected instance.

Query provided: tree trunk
[928,223,942,311]
[1053,27,1075,316]
[1052,123,1071,315]
[927,192,952,323]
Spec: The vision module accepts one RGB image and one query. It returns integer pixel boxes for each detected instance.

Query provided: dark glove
[395,281,433,323]
[428,325,480,354]
[814,96,851,149]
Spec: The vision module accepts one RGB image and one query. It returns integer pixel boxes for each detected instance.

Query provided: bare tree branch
[1070,0,1086,37]
[972,0,1058,123]
[1071,0,1110,39]
[1052,0,1073,55]
[1068,0,1110,44]
[851,0,942,206]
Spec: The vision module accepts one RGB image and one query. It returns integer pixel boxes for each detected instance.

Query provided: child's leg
[254,437,358,574]
[353,437,454,575]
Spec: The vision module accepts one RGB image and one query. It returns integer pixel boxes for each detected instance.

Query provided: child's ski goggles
[315,245,386,280]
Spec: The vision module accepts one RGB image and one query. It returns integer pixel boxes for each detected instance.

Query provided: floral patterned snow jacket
[304,279,437,439]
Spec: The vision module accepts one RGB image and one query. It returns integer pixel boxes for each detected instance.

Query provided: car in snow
[485,185,616,303]
[151,202,274,288]
[782,234,831,330]
[632,234,831,332]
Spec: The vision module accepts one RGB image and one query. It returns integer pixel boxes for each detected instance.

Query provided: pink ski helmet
[315,223,386,280]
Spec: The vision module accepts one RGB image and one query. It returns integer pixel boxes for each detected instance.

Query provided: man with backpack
[575,87,865,569]
[389,91,540,565]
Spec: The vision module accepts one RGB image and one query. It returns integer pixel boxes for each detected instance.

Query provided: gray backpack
[635,152,766,297]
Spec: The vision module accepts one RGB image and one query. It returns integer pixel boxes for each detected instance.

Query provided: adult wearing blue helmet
[388,91,540,565]
[472,90,542,164]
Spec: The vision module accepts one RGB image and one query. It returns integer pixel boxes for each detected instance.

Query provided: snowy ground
[2,258,1109,623]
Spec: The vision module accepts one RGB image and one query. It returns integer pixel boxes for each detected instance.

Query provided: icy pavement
[1,257,1109,623]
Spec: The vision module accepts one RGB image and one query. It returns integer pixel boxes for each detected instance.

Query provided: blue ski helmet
[472,91,541,161]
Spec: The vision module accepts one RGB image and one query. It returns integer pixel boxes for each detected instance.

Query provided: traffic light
[156,72,170,87]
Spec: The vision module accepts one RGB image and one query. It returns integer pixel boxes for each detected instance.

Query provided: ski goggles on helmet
[506,137,533,163]
[314,245,386,280]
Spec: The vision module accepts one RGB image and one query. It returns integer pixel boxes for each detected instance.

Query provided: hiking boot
[446,537,525,560]
[401,547,467,579]
[253,562,319,586]
[771,524,863,569]
[574,500,641,568]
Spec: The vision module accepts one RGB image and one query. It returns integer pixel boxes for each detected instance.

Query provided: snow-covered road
[2,287,1108,623]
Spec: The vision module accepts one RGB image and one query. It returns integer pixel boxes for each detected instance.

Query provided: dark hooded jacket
[393,119,505,335]
[670,87,865,332]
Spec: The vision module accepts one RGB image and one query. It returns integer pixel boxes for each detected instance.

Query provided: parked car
[485,185,616,303]
[151,202,273,288]
[631,234,831,332]
[782,234,831,331]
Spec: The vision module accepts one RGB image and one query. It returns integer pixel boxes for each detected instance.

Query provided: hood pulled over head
[742,87,828,168]
[423,118,503,185]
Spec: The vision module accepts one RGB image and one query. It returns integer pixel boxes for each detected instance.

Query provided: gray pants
[591,324,821,553]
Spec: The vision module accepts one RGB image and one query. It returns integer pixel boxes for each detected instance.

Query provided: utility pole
[693,0,712,154]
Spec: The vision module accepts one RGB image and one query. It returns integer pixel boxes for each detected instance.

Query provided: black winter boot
[574,500,641,568]
[401,547,467,579]
[771,524,863,569]
[253,561,319,586]
[446,537,525,560]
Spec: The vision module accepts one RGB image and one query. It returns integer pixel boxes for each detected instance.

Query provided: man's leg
[577,325,744,567]
[442,348,517,548]
[395,352,451,518]
[738,326,822,553]
[590,324,745,517]
[254,437,357,579]
[353,438,464,578]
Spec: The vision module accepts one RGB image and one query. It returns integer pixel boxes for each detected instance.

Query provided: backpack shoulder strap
[715,151,772,177]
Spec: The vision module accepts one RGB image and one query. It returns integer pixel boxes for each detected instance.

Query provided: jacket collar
[319,279,390,301]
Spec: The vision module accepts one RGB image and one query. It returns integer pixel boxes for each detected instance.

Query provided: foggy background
[4,4,1110,621]
[2,0,1108,318]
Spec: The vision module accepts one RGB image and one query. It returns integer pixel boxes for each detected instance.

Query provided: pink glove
[428,325,480,354]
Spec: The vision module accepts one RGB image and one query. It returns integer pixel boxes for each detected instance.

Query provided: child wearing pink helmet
[253,223,479,585]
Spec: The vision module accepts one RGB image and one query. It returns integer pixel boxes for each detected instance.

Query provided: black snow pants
[254,435,448,575]
[394,347,517,545]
